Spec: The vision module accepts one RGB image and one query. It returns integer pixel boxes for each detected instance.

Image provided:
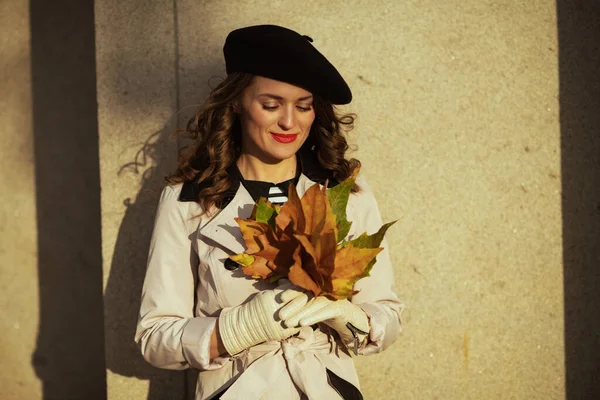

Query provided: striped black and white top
[232,160,301,205]
[267,186,288,204]
[240,176,297,205]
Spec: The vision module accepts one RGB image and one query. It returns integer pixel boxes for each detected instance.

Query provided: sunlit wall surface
[98,2,564,398]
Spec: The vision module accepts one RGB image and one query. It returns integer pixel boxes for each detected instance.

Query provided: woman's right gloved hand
[218,280,306,356]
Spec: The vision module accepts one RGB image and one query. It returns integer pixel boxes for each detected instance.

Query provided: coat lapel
[297,173,320,197]
[197,184,255,255]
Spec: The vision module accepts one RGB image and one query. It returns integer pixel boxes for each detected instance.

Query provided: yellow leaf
[326,278,360,299]
[229,253,255,267]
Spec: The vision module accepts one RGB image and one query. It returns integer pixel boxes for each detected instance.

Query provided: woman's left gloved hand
[279,293,370,355]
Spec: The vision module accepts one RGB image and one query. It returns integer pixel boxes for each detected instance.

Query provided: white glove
[218,281,304,356]
[279,294,370,355]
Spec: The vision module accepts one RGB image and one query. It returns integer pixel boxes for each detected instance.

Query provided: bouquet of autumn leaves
[230,168,396,300]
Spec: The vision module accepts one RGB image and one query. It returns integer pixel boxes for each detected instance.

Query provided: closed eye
[297,105,313,112]
[262,104,313,112]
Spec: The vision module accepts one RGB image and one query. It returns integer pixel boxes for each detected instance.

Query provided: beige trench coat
[135,173,403,399]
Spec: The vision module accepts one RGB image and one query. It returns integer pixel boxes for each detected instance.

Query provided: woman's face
[236,76,315,162]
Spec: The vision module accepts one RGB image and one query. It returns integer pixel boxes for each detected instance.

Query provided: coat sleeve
[135,185,229,371]
[349,176,404,355]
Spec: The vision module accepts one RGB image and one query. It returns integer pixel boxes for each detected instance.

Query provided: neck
[236,154,297,183]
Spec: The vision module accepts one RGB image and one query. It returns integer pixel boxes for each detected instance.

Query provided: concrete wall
[2,0,600,399]
[0,1,41,398]
[97,2,565,399]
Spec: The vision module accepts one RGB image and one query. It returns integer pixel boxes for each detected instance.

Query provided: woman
[136,25,403,400]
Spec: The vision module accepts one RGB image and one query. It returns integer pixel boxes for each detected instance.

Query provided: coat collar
[197,173,319,255]
[178,145,339,205]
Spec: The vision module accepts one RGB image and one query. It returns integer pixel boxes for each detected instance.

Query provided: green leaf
[344,220,397,249]
[327,168,358,242]
[336,220,352,244]
[255,198,277,229]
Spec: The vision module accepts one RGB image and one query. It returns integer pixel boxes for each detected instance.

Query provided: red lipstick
[270,133,298,143]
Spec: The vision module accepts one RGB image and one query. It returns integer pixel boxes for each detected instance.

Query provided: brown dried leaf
[294,230,337,282]
[287,246,322,297]
[253,232,298,277]
[241,255,273,279]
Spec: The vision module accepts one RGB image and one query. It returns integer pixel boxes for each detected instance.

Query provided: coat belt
[220,327,345,400]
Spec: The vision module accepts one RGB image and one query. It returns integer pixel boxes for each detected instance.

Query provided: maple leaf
[229,167,396,300]
[327,167,358,242]
[326,244,383,299]
[300,183,337,237]
[275,185,305,234]
[253,198,277,228]
[234,218,270,254]
[339,220,398,276]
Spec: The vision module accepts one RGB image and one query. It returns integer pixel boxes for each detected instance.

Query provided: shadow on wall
[103,64,226,398]
[100,6,224,400]
[30,1,106,399]
[103,123,193,400]
[29,0,223,398]
[558,0,600,399]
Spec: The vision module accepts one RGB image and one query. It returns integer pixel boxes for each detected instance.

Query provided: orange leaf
[241,255,274,279]
[235,218,270,254]
[276,184,305,233]
[300,184,336,237]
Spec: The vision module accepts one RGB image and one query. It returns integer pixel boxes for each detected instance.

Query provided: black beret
[223,25,352,105]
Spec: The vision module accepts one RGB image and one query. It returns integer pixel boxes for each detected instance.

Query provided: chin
[265,147,300,162]
[264,138,307,161]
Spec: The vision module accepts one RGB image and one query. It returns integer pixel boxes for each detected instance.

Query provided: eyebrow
[258,93,313,101]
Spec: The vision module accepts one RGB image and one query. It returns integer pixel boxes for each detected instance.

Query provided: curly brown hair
[168,72,360,212]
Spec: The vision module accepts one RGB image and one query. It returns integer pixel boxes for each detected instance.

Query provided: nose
[277,106,296,130]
